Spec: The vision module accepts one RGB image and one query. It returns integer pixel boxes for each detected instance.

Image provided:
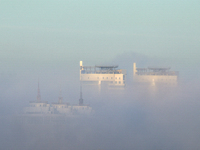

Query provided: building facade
[80,61,126,86]
[23,101,53,114]
[133,63,178,86]
[23,82,92,115]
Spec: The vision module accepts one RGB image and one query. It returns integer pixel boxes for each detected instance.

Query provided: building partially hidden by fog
[80,61,126,87]
[23,82,53,114]
[23,82,92,116]
[51,89,71,114]
[133,63,178,86]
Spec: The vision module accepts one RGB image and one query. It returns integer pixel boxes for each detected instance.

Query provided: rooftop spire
[37,79,41,102]
[58,85,63,104]
[79,84,83,106]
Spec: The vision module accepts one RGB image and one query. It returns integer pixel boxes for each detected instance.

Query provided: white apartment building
[80,61,126,86]
[24,101,92,115]
[23,82,93,115]
[133,63,178,86]
[23,101,54,114]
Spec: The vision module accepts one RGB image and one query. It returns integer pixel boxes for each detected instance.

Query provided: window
[119,81,121,84]
[115,77,117,79]
[106,77,108,79]
[111,77,113,79]
[97,77,99,79]
[103,77,104,79]
[115,81,117,84]
[88,77,89,79]
[119,77,121,80]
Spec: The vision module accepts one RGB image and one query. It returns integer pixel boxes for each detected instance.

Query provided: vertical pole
[79,82,83,106]
[133,63,137,76]
[80,61,83,81]
[37,78,41,102]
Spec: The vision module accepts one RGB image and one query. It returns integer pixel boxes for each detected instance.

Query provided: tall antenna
[58,85,63,104]
[37,79,41,102]
[79,83,83,106]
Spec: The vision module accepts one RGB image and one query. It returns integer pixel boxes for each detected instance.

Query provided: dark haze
[0,53,200,150]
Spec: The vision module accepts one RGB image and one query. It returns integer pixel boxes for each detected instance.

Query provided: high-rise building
[23,80,53,114]
[80,61,126,87]
[133,63,178,86]
[23,82,92,115]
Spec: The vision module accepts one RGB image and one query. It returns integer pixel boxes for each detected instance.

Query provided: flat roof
[148,67,171,71]
[95,65,118,69]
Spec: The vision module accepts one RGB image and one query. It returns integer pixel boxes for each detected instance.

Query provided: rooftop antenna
[58,85,63,104]
[79,83,83,106]
[37,78,41,102]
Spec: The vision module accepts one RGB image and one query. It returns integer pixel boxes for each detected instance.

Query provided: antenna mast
[37,79,41,102]
[79,83,83,106]
[58,86,63,104]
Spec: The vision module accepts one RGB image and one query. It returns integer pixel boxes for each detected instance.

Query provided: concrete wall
[23,106,52,114]
[72,106,92,114]
[80,74,125,86]
[24,103,92,115]
[134,75,177,86]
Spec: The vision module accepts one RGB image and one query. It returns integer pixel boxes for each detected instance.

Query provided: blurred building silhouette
[23,82,92,115]
[133,63,178,86]
[23,81,53,114]
[80,61,126,87]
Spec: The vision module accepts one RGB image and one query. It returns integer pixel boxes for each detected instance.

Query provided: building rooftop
[81,65,123,74]
[136,67,178,76]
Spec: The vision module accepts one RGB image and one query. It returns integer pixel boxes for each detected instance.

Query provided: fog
[0,53,200,150]
[1,0,200,149]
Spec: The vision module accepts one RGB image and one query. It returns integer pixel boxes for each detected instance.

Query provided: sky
[0,0,200,67]
[0,1,200,150]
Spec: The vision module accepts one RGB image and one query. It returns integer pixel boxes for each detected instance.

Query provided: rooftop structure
[133,63,178,86]
[37,80,41,102]
[79,85,83,106]
[23,81,53,114]
[23,82,93,115]
[80,61,126,86]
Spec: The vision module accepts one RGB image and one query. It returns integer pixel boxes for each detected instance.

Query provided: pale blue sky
[0,0,200,67]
